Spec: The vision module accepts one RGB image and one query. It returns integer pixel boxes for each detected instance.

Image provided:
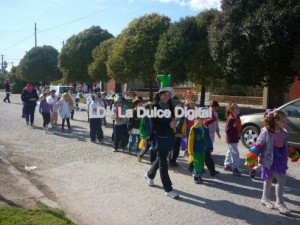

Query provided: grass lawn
[0,202,75,225]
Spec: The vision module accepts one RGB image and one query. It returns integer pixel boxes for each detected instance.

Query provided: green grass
[0,202,75,225]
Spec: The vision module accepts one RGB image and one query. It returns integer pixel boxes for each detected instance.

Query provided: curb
[0,146,82,225]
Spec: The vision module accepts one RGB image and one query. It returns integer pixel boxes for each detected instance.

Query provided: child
[245,110,299,215]
[169,106,185,167]
[137,102,156,163]
[47,89,59,128]
[128,97,143,153]
[39,92,52,132]
[56,92,74,132]
[203,100,221,176]
[224,102,242,176]
[89,94,104,142]
[111,95,128,152]
[188,117,213,184]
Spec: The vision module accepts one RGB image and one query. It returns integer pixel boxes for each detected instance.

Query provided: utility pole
[35,22,37,47]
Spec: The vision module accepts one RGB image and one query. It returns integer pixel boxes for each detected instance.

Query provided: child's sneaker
[144,173,155,186]
[261,199,275,209]
[165,190,179,199]
[275,203,292,215]
[232,168,241,176]
[194,177,203,184]
[137,155,142,162]
[223,166,232,171]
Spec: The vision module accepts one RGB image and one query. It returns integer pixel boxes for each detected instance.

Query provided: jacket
[128,109,141,131]
[188,123,213,163]
[225,116,241,143]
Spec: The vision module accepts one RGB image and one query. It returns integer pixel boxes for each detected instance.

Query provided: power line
[1,0,131,60]
[0,33,34,52]
[38,0,129,33]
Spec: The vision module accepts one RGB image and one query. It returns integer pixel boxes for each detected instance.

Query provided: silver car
[241,98,300,149]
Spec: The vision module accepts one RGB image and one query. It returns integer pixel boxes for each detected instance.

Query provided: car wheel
[242,125,260,148]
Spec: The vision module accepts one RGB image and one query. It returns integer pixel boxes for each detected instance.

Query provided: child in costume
[128,97,143,153]
[245,110,299,215]
[188,117,213,184]
[169,106,185,167]
[224,102,242,176]
[137,102,156,163]
[111,95,128,152]
[203,100,221,176]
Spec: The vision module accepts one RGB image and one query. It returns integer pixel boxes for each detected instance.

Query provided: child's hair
[226,102,238,118]
[144,102,152,110]
[62,93,74,107]
[263,110,287,132]
[210,100,219,107]
[42,92,48,99]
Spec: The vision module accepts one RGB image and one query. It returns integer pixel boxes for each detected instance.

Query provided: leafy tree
[154,17,194,84]
[107,13,171,100]
[58,26,113,83]
[292,43,300,75]
[88,38,115,82]
[209,0,300,91]
[17,45,61,83]
[6,66,27,93]
[155,10,219,106]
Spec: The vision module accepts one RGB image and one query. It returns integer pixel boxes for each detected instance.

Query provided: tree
[188,10,220,106]
[17,45,62,83]
[6,66,27,93]
[107,13,171,100]
[209,0,300,90]
[88,38,115,83]
[154,17,194,84]
[58,26,113,83]
[155,10,219,106]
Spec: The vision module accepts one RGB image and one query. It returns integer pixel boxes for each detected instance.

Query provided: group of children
[38,89,76,133]
[35,88,300,214]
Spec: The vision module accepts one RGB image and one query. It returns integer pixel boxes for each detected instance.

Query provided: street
[0,93,299,225]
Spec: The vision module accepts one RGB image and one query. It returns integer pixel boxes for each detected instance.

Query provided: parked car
[49,85,77,97]
[240,98,300,149]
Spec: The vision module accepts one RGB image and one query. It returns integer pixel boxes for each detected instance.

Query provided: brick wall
[210,95,263,106]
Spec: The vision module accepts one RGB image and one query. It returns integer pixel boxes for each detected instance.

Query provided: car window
[281,100,300,118]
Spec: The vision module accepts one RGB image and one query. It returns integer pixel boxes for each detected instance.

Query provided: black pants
[205,151,216,175]
[42,112,51,127]
[114,124,128,149]
[102,116,107,126]
[148,150,173,192]
[71,109,74,119]
[90,118,104,141]
[26,105,36,124]
[169,137,181,163]
[139,139,157,162]
[62,118,71,130]
[3,93,10,103]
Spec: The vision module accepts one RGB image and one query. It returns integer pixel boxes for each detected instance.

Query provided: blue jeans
[128,134,140,152]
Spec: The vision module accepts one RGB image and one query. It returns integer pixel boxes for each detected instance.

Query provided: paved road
[0,93,299,225]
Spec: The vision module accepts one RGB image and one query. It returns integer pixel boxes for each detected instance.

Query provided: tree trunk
[149,82,153,102]
[200,85,206,107]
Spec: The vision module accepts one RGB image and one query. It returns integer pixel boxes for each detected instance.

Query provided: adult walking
[3,80,11,103]
[21,83,39,126]
[144,87,179,199]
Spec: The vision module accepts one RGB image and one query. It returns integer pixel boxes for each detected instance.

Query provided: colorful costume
[188,123,213,178]
[245,128,299,177]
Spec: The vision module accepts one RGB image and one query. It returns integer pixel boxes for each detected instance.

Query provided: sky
[0,0,221,71]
